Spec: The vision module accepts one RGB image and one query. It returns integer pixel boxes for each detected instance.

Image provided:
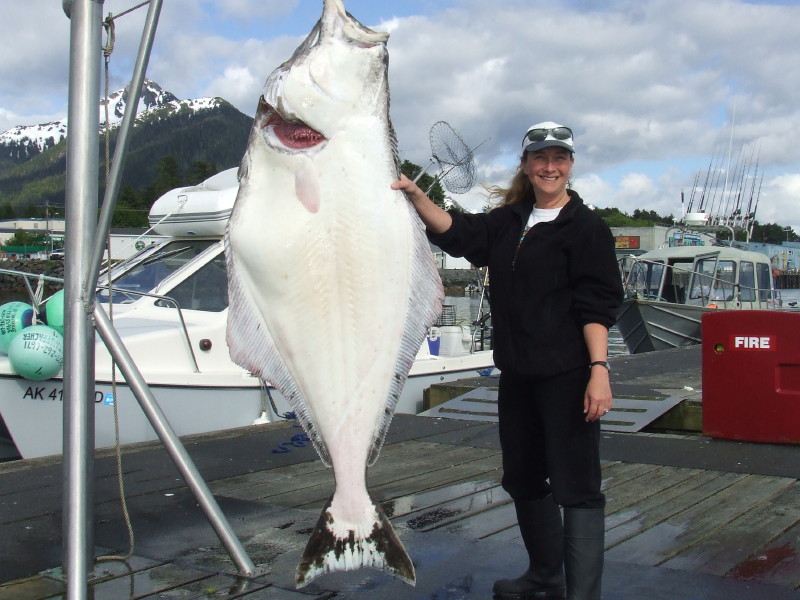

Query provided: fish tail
[295,495,415,587]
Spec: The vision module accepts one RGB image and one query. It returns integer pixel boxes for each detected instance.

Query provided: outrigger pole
[61,2,254,597]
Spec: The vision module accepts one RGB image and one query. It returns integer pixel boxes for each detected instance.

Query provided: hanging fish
[224,0,442,588]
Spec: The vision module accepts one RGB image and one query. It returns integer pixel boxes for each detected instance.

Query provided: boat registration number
[23,386,109,404]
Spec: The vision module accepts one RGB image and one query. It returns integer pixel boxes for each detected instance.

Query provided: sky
[2,0,800,237]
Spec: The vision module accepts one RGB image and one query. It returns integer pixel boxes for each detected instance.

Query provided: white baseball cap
[522,121,575,154]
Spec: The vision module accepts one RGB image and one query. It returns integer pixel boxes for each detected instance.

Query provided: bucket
[439,326,464,355]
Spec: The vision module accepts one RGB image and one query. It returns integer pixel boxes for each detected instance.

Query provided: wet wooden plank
[600,460,662,491]
[605,464,708,514]
[661,482,800,577]
[0,575,65,600]
[437,500,517,539]
[212,441,489,506]
[605,470,744,548]
[138,573,273,599]
[257,445,497,509]
[725,519,800,589]
[61,563,217,600]
[606,474,796,566]
[379,474,502,519]
[395,485,511,531]
[208,439,442,496]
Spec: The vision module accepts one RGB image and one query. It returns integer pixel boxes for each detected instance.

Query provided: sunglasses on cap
[525,126,573,143]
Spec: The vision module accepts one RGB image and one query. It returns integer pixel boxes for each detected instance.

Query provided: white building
[0,218,65,244]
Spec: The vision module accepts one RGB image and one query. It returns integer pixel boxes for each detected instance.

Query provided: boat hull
[616,298,705,354]
[0,350,493,460]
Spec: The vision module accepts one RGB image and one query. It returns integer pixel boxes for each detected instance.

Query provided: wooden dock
[2,346,800,598]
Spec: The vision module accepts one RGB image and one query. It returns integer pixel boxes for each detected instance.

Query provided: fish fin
[224,229,332,466]
[295,494,415,588]
[367,206,444,466]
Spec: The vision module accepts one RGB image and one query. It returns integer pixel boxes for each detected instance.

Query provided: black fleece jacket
[428,190,623,380]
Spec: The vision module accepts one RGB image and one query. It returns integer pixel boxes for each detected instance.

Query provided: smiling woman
[396,119,623,600]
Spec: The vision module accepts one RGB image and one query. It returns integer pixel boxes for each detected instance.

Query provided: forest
[2,156,797,247]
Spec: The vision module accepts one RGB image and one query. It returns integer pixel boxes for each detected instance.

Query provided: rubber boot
[563,508,605,600]
[493,495,566,599]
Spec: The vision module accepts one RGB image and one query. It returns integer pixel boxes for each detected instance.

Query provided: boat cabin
[619,245,777,310]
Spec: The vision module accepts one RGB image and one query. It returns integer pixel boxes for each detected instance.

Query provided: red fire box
[702,310,800,443]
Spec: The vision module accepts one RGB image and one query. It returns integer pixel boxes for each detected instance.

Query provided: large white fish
[224,0,442,588]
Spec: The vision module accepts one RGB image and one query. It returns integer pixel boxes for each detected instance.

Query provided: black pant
[498,368,604,509]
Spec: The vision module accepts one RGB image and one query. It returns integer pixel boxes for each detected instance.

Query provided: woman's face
[523,146,574,196]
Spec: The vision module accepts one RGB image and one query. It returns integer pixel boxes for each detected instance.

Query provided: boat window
[739,261,755,301]
[97,240,217,304]
[757,262,772,301]
[689,258,736,304]
[155,253,228,312]
[625,260,665,300]
[663,261,692,304]
[712,260,736,301]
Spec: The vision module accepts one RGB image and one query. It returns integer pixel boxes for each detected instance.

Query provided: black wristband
[589,361,610,372]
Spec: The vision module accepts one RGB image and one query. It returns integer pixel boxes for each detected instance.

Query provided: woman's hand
[584,367,612,422]
[392,174,453,234]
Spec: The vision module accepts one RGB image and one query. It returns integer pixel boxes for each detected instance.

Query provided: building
[611,225,717,257]
[429,243,472,269]
[0,218,65,259]
[0,219,168,261]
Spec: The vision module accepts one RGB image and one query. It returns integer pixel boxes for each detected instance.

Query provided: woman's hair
[485,155,534,208]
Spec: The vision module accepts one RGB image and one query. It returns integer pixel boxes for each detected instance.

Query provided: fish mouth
[262,103,328,153]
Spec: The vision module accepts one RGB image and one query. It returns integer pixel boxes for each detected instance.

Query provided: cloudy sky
[2,0,800,235]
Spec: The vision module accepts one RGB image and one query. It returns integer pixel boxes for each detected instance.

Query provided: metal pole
[93,306,257,576]
[87,0,163,294]
[62,1,103,598]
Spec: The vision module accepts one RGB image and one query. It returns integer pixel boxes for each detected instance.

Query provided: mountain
[0,80,253,214]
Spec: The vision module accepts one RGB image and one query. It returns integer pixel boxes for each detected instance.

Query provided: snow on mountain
[0,80,225,161]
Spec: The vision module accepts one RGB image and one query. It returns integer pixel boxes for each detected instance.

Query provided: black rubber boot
[563,508,605,600]
[493,495,566,599]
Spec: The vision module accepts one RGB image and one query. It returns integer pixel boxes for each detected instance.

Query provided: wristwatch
[589,361,611,372]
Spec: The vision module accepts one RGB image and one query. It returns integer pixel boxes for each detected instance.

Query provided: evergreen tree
[399,160,446,207]
[188,160,219,185]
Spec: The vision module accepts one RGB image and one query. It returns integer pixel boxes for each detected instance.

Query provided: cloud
[3,0,800,234]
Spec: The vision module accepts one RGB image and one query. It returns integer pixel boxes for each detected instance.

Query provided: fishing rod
[705,147,726,223]
[696,145,718,213]
[743,147,762,223]
[733,146,758,229]
[686,172,700,214]
[748,172,764,240]
[722,145,746,222]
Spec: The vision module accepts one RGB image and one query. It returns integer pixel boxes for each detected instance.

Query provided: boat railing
[470,311,492,352]
[0,268,64,309]
[0,268,200,373]
[619,255,777,310]
[98,287,200,372]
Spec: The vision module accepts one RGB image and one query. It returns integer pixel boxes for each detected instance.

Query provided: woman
[393,122,623,600]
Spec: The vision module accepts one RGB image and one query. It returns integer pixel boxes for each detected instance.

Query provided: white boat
[0,168,494,460]
[616,243,798,354]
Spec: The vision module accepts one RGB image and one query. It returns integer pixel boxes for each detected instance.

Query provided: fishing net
[414,121,477,194]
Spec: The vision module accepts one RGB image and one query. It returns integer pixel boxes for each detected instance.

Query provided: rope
[272,432,310,454]
[95,0,153,565]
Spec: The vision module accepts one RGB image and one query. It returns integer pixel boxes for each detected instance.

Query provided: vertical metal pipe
[62,1,103,598]
[87,0,163,294]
